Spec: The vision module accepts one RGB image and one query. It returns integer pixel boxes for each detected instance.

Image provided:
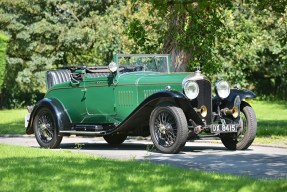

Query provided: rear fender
[26,98,72,134]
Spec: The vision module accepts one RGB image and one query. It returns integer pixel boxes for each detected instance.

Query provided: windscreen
[117,54,169,73]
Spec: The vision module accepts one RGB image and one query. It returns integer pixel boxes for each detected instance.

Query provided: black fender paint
[26,98,72,134]
[212,89,256,124]
[109,90,204,134]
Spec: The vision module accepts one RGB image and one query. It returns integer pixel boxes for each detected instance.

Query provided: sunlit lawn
[0,144,286,192]
[0,109,26,134]
[252,100,287,136]
[250,100,287,145]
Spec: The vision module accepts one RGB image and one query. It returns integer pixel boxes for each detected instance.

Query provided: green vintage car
[25,54,257,153]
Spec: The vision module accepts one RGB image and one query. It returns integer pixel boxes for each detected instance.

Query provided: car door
[83,75,117,123]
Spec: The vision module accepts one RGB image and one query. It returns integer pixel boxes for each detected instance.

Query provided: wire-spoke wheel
[33,107,62,148]
[149,103,188,154]
[221,101,257,150]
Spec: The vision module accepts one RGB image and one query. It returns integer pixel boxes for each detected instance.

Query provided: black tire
[149,103,188,154]
[33,107,63,148]
[221,101,257,150]
[103,134,127,145]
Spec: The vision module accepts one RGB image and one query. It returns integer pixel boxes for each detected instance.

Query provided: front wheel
[149,103,188,154]
[221,101,257,150]
[33,107,63,148]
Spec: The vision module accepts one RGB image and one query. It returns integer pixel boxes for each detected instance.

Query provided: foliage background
[0,33,8,93]
[0,0,287,108]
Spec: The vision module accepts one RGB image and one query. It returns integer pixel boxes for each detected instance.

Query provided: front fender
[229,89,256,101]
[26,98,72,134]
[145,90,204,125]
[212,89,256,124]
[225,89,256,109]
[110,90,203,134]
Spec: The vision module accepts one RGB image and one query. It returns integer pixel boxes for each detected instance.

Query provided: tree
[212,2,287,98]
[135,0,233,72]
[134,0,287,99]
[0,0,164,107]
[0,0,124,107]
[0,33,8,93]
[0,33,9,107]
[1,0,287,107]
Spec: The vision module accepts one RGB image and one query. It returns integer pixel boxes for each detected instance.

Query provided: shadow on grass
[1,147,286,192]
[0,120,25,134]
[257,120,287,136]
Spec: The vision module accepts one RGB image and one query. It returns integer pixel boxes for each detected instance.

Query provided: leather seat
[46,69,110,89]
[46,70,71,89]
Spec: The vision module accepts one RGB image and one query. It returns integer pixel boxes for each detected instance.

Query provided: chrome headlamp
[215,80,230,99]
[108,61,118,72]
[183,80,199,100]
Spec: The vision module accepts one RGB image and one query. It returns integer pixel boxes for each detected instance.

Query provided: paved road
[1,135,286,179]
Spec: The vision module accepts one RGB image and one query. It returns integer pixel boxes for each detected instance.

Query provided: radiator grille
[190,79,212,124]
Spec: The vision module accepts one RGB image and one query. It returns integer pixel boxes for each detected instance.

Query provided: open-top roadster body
[25,54,257,153]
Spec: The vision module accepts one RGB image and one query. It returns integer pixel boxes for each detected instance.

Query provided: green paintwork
[44,54,190,125]
[115,72,189,119]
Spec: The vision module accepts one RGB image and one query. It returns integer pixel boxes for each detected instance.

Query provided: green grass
[250,100,287,146]
[0,109,26,134]
[251,100,287,136]
[0,144,286,192]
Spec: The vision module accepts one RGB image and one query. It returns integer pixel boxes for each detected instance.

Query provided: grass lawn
[0,109,26,134]
[251,100,287,146]
[0,144,286,192]
[252,100,287,136]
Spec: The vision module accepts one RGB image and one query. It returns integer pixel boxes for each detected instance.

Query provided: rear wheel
[33,107,62,148]
[149,103,188,154]
[221,101,257,150]
[103,134,127,145]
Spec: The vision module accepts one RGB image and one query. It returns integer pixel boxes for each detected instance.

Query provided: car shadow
[59,142,149,151]
[59,141,232,153]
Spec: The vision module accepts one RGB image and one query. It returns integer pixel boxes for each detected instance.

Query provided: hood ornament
[195,66,201,75]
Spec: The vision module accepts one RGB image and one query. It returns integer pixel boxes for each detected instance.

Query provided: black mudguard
[110,90,203,134]
[26,98,72,134]
[222,89,256,109]
[212,89,256,124]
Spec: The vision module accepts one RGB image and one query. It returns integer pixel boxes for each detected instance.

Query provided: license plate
[210,124,238,133]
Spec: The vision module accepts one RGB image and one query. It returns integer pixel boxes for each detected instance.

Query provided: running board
[75,124,103,131]
[59,130,105,136]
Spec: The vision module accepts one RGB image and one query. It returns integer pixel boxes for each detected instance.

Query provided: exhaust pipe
[221,106,239,118]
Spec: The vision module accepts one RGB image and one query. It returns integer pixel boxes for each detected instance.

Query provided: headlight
[215,80,230,99]
[183,80,199,100]
[108,61,118,72]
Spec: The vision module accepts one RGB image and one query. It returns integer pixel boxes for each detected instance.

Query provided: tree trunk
[162,5,191,72]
